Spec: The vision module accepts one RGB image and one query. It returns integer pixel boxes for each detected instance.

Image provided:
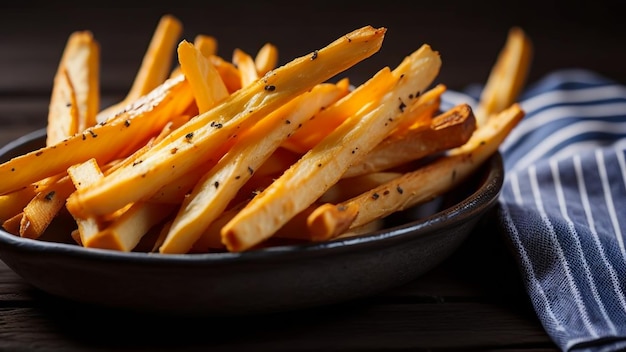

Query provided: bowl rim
[0,128,504,266]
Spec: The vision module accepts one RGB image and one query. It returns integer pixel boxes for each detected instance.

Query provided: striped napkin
[442,68,626,352]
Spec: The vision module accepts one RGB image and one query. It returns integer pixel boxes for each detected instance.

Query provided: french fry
[66,25,387,219]
[97,14,183,122]
[475,27,532,125]
[190,35,244,93]
[66,158,104,245]
[232,48,259,88]
[47,68,79,146]
[304,203,360,242]
[0,186,38,223]
[221,44,442,252]
[194,34,218,57]
[177,40,229,113]
[47,30,100,145]
[306,103,525,240]
[86,201,175,251]
[254,42,279,76]
[2,212,23,235]
[19,175,75,239]
[0,170,71,223]
[319,171,403,204]
[159,81,348,254]
[343,103,476,178]
[386,83,446,137]
[0,74,194,196]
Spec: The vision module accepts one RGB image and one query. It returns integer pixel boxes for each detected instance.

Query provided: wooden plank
[0,300,556,351]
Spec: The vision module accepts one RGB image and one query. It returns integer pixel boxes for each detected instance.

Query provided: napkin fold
[442,69,626,352]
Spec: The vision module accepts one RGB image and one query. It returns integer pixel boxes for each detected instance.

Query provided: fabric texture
[442,69,626,352]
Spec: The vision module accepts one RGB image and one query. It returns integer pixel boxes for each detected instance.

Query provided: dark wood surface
[1,3,624,350]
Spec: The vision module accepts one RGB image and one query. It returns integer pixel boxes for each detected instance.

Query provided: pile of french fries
[0,15,532,254]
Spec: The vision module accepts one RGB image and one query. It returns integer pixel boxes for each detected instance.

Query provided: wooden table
[1,3,624,350]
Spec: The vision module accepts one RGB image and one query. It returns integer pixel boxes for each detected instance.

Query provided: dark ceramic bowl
[0,128,504,316]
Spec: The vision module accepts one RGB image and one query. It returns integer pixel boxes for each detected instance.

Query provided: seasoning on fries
[0,14,532,254]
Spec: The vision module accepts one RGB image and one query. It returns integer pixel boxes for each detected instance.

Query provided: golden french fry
[194,34,218,57]
[86,202,176,251]
[387,83,446,137]
[177,40,229,113]
[344,103,476,178]
[0,74,194,196]
[306,203,360,241]
[19,175,75,239]
[0,187,37,223]
[47,30,100,145]
[47,68,79,145]
[232,48,259,88]
[254,42,279,76]
[475,27,532,124]
[97,14,183,122]
[66,158,104,244]
[320,171,403,204]
[2,212,23,236]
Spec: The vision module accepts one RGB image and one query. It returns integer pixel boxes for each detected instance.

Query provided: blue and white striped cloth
[443,69,626,352]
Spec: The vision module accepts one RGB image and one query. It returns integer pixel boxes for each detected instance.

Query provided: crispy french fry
[254,42,278,76]
[2,212,23,235]
[194,34,218,57]
[232,48,259,88]
[86,201,176,251]
[0,187,37,223]
[19,175,75,239]
[305,203,360,242]
[307,103,525,240]
[343,103,476,178]
[178,40,229,113]
[160,81,348,254]
[0,74,194,196]
[47,30,100,145]
[475,27,532,124]
[97,14,183,122]
[47,68,79,145]
[66,25,387,219]
[386,83,446,137]
[67,158,104,189]
[221,44,441,252]
[320,171,402,204]
[66,158,104,244]
[0,171,70,223]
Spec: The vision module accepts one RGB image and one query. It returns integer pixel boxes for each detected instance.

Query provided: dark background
[0,1,625,121]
